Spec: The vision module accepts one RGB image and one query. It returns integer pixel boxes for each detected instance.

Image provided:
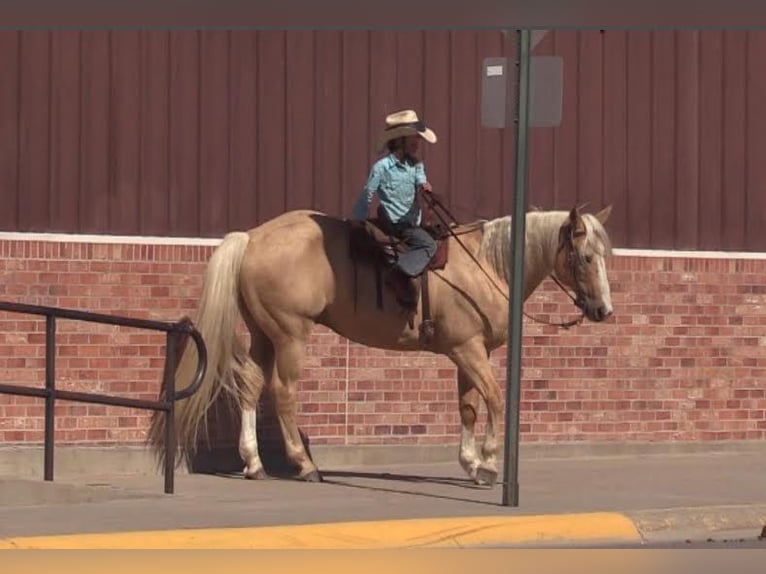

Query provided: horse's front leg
[457,370,482,481]
[450,338,502,486]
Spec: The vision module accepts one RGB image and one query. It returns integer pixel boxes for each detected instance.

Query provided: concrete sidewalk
[1,446,765,547]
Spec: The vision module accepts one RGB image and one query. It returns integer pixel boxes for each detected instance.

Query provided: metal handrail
[0,300,208,494]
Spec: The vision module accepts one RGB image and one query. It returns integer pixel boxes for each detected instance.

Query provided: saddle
[347,202,452,345]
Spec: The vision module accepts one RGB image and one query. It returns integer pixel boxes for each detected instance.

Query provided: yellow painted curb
[0,512,641,549]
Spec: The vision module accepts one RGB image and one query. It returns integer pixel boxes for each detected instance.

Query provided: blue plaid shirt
[352,154,428,225]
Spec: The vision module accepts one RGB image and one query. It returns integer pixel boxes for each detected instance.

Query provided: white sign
[486,65,504,77]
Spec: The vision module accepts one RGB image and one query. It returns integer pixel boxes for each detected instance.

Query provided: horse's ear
[569,205,581,224]
[594,204,612,225]
[568,205,589,238]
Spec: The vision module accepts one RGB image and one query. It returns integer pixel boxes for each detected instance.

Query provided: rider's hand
[420,182,433,193]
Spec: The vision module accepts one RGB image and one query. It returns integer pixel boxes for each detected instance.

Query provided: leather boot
[385,269,418,310]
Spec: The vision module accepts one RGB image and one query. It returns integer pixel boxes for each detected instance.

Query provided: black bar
[0,385,49,399]
[163,332,178,494]
[0,300,195,334]
[44,315,56,482]
[0,384,171,411]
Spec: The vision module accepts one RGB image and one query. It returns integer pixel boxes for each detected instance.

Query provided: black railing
[0,301,207,494]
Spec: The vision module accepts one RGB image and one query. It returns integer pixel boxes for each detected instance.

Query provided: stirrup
[419,319,435,344]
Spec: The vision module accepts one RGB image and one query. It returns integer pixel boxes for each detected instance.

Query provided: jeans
[388,222,438,277]
[375,205,438,277]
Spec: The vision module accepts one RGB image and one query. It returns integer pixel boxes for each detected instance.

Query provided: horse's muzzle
[590,305,613,322]
[577,295,613,322]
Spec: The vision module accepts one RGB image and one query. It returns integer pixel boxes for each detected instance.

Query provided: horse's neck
[522,211,566,295]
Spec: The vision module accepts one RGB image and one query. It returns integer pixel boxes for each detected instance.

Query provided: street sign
[529,56,563,128]
[481,55,563,128]
[481,57,512,129]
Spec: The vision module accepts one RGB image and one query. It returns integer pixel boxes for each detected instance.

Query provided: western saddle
[347,193,453,345]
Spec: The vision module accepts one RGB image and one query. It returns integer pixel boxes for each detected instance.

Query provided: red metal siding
[532,29,766,251]
[0,30,765,251]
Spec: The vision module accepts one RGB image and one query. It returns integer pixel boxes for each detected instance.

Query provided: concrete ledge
[2,440,765,480]
[0,478,165,508]
[629,504,766,540]
[0,512,643,549]
[0,445,165,480]
[311,439,766,467]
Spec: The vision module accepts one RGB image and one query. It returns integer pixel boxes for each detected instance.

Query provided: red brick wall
[1,237,765,448]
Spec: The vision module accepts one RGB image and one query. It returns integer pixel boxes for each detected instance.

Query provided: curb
[1,505,764,549]
[0,512,641,549]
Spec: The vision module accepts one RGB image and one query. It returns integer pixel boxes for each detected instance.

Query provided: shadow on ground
[182,385,500,505]
[186,387,317,479]
[316,469,502,506]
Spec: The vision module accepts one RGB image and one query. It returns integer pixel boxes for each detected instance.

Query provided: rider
[351,109,438,309]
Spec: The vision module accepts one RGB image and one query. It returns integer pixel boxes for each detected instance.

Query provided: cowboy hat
[375,109,437,153]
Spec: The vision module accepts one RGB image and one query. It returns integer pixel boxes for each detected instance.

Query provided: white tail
[147,231,264,468]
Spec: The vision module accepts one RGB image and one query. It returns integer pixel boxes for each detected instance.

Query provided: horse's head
[553,205,614,322]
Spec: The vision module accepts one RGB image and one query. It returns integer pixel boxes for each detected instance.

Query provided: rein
[421,191,585,330]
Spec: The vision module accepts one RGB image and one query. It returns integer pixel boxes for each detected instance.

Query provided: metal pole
[44,315,56,482]
[163,331,178,494]
[502,28,532,507]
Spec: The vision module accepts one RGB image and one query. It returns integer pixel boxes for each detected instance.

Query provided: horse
[147,204,615,487]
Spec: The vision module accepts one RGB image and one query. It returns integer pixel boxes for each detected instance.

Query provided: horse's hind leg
[450,338,502,487]
[270,334,321,482]
[237,325,271,480]
[239,406,265,480]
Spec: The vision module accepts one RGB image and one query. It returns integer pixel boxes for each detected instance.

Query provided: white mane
[476,210,612,284]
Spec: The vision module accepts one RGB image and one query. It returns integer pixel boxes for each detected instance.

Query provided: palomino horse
[148,205,614,486]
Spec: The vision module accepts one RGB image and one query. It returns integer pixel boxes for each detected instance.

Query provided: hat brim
[375,125,437,153]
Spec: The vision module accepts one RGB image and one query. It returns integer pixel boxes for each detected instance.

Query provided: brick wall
[1,237,765,450]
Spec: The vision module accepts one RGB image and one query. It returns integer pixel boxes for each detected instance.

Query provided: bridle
[544,223,588,329]
[421,191,588,330]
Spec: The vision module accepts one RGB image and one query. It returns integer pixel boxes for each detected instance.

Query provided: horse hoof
[244,467,268,480]
[475,467,498,487]
[299,469,324,483]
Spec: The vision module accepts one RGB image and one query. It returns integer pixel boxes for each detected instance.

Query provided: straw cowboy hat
[375,109,437,153]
